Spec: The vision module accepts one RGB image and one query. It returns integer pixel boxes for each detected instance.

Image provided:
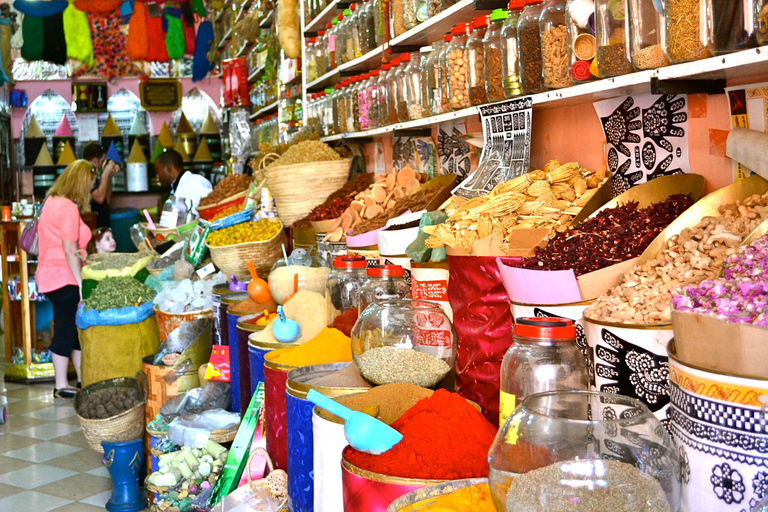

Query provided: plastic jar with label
[540,0,573,89]
[517,0,546,94]
[665,0,711,63]
[566,0,598,82]
[326,256,368,326]
[438,33,453,112]
[387,58,402,124]
[467,15,490,106]
[627,0,669,70]
[447,23,472,110]
[484,9,508,102]
[499,317,589,427]
[358,265,411,314]
[595,0,633,77]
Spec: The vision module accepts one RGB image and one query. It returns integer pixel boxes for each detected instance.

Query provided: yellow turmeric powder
[402,483,495,511]
[265,327,353,367]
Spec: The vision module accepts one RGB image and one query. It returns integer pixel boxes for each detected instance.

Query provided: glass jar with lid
[403,51,424,120]
[351,299,456,388]
[627,0,669,69]
[306,37,318,82]
[467,15,490,106]
[366,69,381,128]
[268,251,332,305]
[326,21,338,70]
[391,0,407,37]
[447,23,472,110]
[540,0,573,89]
[322,88,335,136]
[341,80,355,133]
[333,83,346,135]
[358,73,372,130]
[349,4,362,59]
[595,0,633,77]
[326,255,368,327]
[665,0,711,63]
[395,53,412,121]
[566,0,598,82]
[373,0,391,45]
[316,30,328,77]
[517,0,546,94]
[709,0,756,54]
[759,0,768,46]
[439,33,453,112]
[378,64,392,126]
[499,317,588,427]
[358,264,410,314]
[484,9,508,102]
[488,391,681,512]
[339,9,352,64]
[360,0,377,53]
[387,58,402,124]
[350,76,363,132]
[421,44,441,116]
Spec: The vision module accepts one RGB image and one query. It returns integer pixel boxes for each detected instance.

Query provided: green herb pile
[83,277,156,311]
[89,253,145,271]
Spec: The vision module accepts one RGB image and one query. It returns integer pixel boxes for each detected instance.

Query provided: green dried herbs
[88,253,145,271]
[83,277,156,311]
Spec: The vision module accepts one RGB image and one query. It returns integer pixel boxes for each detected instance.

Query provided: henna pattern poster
[594,93,691,196]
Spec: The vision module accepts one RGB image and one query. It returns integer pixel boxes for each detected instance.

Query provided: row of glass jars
[252,114,279,151]
[250,79,278,111]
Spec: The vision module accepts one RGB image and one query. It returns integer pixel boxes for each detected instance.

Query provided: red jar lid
[508,0,525,8]
[319,30,326,36]
[444,32,453,42]
[370,69,381,76]
[382,63,391,70]
[309,37,317,43]
[525,0,544,4]
[327,22,333,29]
[452,23,471,36]
[350,3,357,10]
[514,317,577,340]
[400,52,411,62]
[391,58,401,66]
[333,256,367,269]
[367,264,405,277]
[473,15,490,29]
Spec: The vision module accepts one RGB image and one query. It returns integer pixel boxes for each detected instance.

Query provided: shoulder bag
[19,197,47,256]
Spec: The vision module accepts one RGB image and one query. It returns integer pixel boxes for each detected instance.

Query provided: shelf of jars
[248,65,267,82]
[317,47,768,142]
[389,0,490,49]
[304,0,342,33]
[250,100,280,120]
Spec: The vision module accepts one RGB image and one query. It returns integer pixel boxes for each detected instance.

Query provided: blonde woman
[37,159,96,399]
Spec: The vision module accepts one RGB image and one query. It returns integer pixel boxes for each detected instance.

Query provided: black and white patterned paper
[594,93,690,196]
[436,120,471,179]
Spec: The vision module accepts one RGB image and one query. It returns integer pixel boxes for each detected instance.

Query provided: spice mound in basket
[83,277,156,310]
[344,389,497,480]
[78,386,143,419]
[207,219,282,246]
[199,174,253,207]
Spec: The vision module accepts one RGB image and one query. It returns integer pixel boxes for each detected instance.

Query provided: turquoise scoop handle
[307,389,351,422]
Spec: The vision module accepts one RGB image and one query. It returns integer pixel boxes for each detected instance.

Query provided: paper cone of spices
[158,122,174,148]
[200,111,218,134]
[26,115,44,139]
[102,114,122,137]
[54,114,73,137]
[127,139,147,164]
[150,137,165,163]
[129,114,148,136]
[34,144,54,167]
[174,139,191,161]
[193,138,212,161]
[176,113,194,134]
[57,141,77,165]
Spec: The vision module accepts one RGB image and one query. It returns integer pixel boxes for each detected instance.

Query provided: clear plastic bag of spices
[447,23,472,110]
[467,15,490,106]
[326,256,368,326]
[665,0,711,63]
[395,53,412,121]
[421,44,441,116]
[709,0,756,54]
[439,33,454,112]
[540,0,573,89]
[566,0,598,82]
[759,0,768,46]
[387,58,402,124]
[498,317,588,427]
[404,51,424,120]
[366,70,381,128]
[595,0,633,77]
[378,64,392,126]
[358,264,411,314]
[484,9,508,102]
[517,0,546,94]
[627,0,669,69]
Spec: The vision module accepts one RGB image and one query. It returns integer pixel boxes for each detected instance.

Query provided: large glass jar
[566,0,598,82]
[339,10,352,64]
[326,255,368,326]
[360,0,377,53]
[421,43,442,116]
[665,0,711,63]
[395,53,412,121]
[316,30,328,77]
[404,51,424,120]
[439,33,453,112]
[467,15,490,106]
[447,23,472,110]
[710,0,756,54]
[378,64,392,126]
[759,0,768,46]
[358,264,410,314]
[484,9,507,102]
[541,0,573,89]
[268,253,332,305]
[343,80,356,133]
[501,1,524,98]
[627,0,669,69]
[596,0,633,77]
[499,317,588,427]
[349,4,363,60]
[357,73,371,130]
[351,299,456,388]
[518,0,546,94]
[488,391,682,512]
[366,69,381,128]
[306,37,318,82]
[350,76,363,131]
[391,0,407,37]
[373,0,391,45]
[322,88,335,136]
[326,21,338,70]
[333,83,346,134]
[387,58,402,124]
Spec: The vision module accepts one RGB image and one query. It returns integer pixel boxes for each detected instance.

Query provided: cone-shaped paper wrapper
[57,141,77,165]
[34,144,54,166]
[150,137,165,163]
[127,139,147,164]
[174,139,191,161]
[26,116,45,139]
[199,111,218,134]
[129,115,148,136]
[193,138,212,161]
[102,114,122,137]
[176,113,194,134]
[54,115,73,137]
[158,122,174,148]
[106,140,123,164]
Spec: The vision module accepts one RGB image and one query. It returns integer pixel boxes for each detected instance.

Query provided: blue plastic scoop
[307,389,403,454]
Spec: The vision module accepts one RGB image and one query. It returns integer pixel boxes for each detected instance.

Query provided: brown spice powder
[519,25,544,94]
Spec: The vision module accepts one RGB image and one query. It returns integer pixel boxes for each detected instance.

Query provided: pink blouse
[36,196,92,293]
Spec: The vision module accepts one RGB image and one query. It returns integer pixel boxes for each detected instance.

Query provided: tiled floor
[0,360,150,511]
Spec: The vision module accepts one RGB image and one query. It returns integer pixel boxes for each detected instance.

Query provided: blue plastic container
[109,208,141,253]
[102,439,146,512]
[226,310,244,413]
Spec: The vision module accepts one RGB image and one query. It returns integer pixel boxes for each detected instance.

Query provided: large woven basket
[197,189,250,221]
[75,374,147,454]
[264,159,351,227]
[206,221,287,281]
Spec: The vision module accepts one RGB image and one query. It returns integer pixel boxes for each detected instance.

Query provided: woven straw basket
[206,222,287,281]
[264,159,351,227]
[75,374,147,454]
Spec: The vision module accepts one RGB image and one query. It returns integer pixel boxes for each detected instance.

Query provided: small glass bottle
[595,0,633,77]
[316,30,328,77]
[665,0,711,63]
[758,0,768,46]
[627,0,669,70]
[540,0,573,89]
[378,63,392,126]
[404,51,424,120]
[566,0,598,83]
[358,265,411,314]
[484,9,507,103]
[467,15,490,106]
[421,44,441,116]
[709,0,756,54]
[366,69,381,128]
[326,256,368,326]
[387,58,402,124]
[447,23,472,110]
[517,0,546,94]
[439,33,453,112]
[499,317,589,427]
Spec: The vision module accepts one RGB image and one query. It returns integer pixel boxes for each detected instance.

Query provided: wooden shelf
[304,0,342,34]
[389,0,488,50]
[250,100,279,120]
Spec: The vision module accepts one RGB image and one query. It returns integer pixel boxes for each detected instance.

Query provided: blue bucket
[226,309,245,413]
[286,363,369,512]
[148,435,161,472]
[248,337,299,395]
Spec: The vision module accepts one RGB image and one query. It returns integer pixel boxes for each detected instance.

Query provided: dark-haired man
[84,143,120,228]
[155,149,212,216]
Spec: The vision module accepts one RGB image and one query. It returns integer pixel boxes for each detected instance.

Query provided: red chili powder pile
[344,389,498,480]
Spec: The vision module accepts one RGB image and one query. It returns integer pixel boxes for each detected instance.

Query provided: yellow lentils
[207,219,282,246]
[211,204,242,221]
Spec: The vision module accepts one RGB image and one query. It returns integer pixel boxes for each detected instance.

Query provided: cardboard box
[672,310,768,379]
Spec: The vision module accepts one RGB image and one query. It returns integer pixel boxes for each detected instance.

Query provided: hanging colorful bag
[19,198,48,256]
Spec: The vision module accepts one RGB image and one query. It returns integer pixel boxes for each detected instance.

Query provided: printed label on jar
[499,390,517,428]
[413,310,452,348]
[412,279,448,302]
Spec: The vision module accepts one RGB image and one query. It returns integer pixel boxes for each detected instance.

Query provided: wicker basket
[75,374,147,454]
[206,222,287,281]
[197,189,250,221]
[264,159,351,227]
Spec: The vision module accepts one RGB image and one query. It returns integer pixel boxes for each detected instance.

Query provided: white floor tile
[23,405,78,421]
[14,422,81,441]
[0,490,73,511]
[84,466,110,478]
[4,441,82,463]
[0,464,78,489]
[78,490,112,507]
